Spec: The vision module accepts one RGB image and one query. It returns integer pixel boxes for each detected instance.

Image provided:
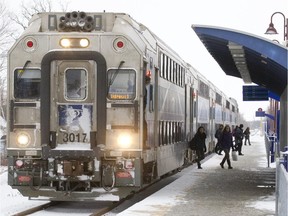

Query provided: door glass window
[65,69,87,100]
[107,69,136,100]
[14,69,41,99]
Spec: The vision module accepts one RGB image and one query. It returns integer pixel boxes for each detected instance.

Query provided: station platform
[117,132,276,216]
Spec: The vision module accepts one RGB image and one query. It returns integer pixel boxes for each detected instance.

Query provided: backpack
[189,137,197,150]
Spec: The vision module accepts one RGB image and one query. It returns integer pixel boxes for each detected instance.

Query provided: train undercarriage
[8,153,159,201]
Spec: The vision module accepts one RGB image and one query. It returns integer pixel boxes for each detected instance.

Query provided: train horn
[79,12,87,19]
[59,12,94,31]
[84,23,94,32]
[58,22,67,31]
[71,11,79,19]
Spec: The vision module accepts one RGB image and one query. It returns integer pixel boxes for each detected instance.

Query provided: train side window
[165,55,168,80]
[160,53,164,77]
[159,121,163,146]
[14,69,41,99]
[172,122,175,143]
[107,69,136,100]
[163,121,167,145]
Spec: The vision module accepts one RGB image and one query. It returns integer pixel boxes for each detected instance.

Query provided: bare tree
[0,1,18,121]
[0,0,70,121]
[0,1,16,73]
[10,0,69,30]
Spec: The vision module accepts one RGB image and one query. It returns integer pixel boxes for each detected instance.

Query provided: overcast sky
[6,0,287,120]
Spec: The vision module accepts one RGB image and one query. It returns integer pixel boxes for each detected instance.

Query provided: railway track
[12,156,212,216]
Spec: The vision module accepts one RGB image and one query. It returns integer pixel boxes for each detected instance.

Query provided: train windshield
[107,69,136,100]
[14,69,41,99]
[65,68,87,100]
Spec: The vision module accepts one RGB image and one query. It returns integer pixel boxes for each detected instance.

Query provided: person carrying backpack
[234,124,244,155]
[190,126,207,169]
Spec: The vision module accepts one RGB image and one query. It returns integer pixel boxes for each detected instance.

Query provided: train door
[50,60,96,150]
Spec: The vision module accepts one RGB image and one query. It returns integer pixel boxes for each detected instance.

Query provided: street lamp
[265,12,288,44]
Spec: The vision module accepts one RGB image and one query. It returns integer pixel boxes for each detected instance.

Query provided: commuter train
[6,12,239,201]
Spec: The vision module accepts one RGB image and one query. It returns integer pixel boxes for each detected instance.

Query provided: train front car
[7,12,154,201]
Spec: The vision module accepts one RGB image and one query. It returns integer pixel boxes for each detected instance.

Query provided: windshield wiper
[17,60,31,80]
[107,60,125,92]
[108,60,125,86]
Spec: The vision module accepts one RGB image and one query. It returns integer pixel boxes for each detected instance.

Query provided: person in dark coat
[220,125,234,169]
[194,126,207,169]
[234,124,244,155]
[215,124,224,155]
[244,127,251,145]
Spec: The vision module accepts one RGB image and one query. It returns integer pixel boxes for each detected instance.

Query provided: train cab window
[65,69,87,100]
[107,69,136,100]
[14,69,41,99]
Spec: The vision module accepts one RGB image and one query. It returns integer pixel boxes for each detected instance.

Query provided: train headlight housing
[60,38,71,47]
[117,133,132,148]
[79,38,89,47]
[60,38,90,48]
[16,132,31,147]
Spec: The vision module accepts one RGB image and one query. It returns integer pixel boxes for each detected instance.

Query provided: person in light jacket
[219,125,234,169]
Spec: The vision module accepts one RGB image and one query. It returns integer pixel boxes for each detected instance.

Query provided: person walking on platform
[215,124,224,155]
[220,125,234,169]
[234,124,244,155]
[244,127,251,145]
[193,126,207,169]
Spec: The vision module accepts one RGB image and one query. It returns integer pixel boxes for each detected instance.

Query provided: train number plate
[62,132,87,143]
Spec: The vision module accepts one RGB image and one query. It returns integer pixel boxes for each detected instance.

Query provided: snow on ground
[0,168,48,216]
[115,130,276,216]
[0,130,276,215]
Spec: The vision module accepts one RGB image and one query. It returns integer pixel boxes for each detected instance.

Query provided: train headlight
[60,38,90,48]
[60,38,71,47]
[79,38,89,47]
[16,132,31,147]
[117,133,132,148]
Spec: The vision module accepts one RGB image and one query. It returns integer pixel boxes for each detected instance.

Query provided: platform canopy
[192,25,287,96]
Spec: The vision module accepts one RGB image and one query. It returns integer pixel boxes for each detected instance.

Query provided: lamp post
[265,12,288,46]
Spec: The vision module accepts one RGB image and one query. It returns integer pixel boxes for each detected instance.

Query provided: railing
[275,158,288,216]
[264,133,278,167]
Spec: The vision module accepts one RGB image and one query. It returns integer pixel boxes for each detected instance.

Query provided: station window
[14,68,41,99]
[107,69,136,100]
[65,68,87,100]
